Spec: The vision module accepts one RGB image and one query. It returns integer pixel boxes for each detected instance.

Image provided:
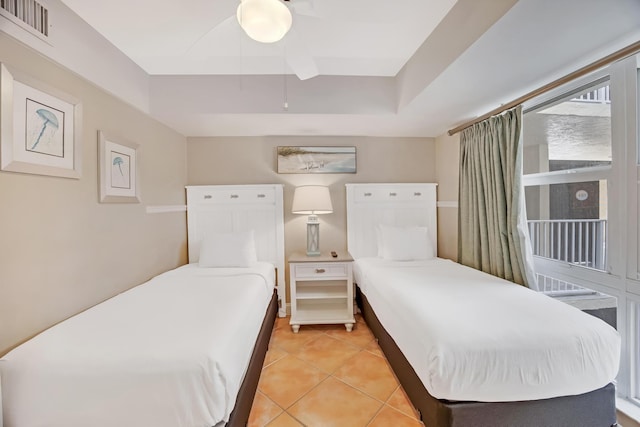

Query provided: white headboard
[186,184,286,317]
[346,183,438,260]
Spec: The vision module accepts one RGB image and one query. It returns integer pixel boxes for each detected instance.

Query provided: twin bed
[1,182,622,427]
[346,183,621,427]
[1,184,286,427]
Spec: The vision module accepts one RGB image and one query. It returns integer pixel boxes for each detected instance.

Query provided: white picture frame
[0,63,82,179]
[98,130,140,203]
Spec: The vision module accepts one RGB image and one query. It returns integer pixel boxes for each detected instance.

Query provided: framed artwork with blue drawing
[0,63,82,178]
[98,130,140,203]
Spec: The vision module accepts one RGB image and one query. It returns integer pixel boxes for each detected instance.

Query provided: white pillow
[198,230,258,267]
[377,224,435,261]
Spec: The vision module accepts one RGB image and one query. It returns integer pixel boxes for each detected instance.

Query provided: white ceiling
[56,0,640,138]
[58,0,459,78]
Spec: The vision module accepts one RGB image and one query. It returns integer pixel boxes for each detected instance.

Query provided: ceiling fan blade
[286,55,319,80]
[287,0,323,18]
[184,14,238,55]
[284,26,319,80]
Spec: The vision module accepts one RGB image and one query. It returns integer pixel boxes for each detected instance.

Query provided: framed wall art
[98,130,140,203]
[277,146,356,174]
[0,63,82,178]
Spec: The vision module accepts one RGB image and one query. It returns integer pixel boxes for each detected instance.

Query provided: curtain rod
[447,39,640,136]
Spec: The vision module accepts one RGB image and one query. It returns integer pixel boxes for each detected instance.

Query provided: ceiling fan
[190,0,321,80]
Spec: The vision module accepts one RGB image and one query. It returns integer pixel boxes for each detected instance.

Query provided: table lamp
[292,185,333,256]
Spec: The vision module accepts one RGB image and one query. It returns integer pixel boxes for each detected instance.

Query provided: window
[631,64,640,404]
[633,65,640,283]
[525,180,608,272]
[524,80,611,175]
[524,81,612,278]
[522,54,640,409]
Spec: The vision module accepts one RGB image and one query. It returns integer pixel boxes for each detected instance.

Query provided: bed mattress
[353,257,620,402]
[1,263,275,427]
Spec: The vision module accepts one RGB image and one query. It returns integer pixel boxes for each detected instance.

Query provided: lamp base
[306,216,320,256]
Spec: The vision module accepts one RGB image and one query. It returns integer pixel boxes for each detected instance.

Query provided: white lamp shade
[292,185,333,215]
[237,0,292,43]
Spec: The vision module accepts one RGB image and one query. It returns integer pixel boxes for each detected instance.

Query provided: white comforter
[354,257,620,402]
[1,263,275,427]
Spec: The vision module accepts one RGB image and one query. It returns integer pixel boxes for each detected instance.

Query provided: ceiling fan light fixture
[237,0,293,43]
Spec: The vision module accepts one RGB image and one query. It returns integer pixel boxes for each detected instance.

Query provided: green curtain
[458,106,536,288]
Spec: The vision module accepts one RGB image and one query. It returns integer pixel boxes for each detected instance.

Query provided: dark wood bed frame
[225,291,278,427]
[356,287,618,427]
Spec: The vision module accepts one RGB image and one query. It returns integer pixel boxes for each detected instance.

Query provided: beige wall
[0,34,188,355]
[187,136,436,298]
[435,132,460,261]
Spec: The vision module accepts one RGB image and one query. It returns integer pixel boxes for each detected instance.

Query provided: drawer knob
[230,194,239,199]
[257,194,266,198]
[204,195,212,199]
[414,192,422,196]
[315,268,326,273]
[389,192,397,196]
[364,192,372,197]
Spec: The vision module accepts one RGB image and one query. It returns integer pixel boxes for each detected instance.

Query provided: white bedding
[353,257,620,402]
[1,262,275,427]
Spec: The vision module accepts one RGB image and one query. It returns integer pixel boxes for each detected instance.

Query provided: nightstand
[289,251,355,333]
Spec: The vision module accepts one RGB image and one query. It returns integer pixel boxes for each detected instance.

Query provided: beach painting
[277,146,356,174]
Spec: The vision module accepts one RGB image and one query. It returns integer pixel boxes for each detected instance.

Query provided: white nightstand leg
[291,324,300,333]
[345,323,354,332]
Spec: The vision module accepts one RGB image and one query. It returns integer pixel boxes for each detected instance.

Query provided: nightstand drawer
[294,264,348,278]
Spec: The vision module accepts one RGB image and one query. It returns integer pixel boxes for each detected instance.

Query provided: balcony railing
[572,86,610,103]
[528,219,607,271]
[535,273,597,296]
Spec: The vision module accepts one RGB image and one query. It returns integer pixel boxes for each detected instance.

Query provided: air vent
[0,0,49,38]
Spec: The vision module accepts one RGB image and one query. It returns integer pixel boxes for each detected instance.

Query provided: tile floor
[248,314,425,427]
